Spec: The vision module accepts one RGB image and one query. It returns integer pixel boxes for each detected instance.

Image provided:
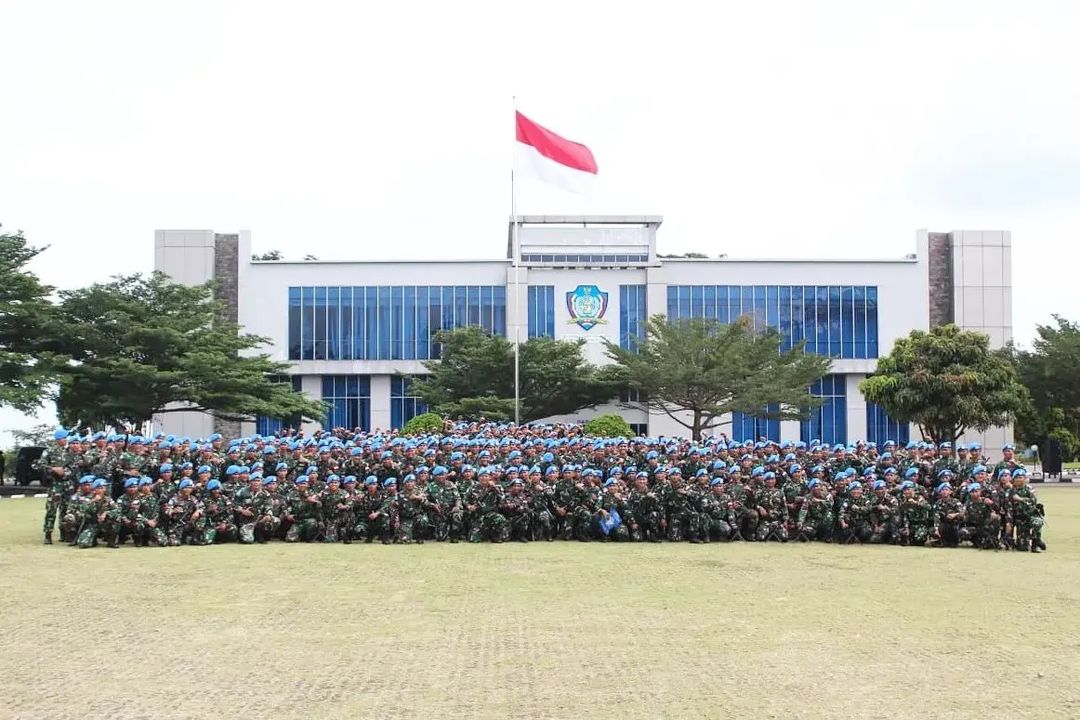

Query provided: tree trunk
[692,410,703,441]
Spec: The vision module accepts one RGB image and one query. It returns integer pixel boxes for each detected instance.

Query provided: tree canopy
[0,228,64,411]
[1012,315,1080,459]
[252,250,284,261]
[411,327,627,423]
[860,324,1027,444]
[54,272,324,429]
[604,315,830,440]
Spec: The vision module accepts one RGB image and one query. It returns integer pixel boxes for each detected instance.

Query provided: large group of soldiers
[35,423,1046,552]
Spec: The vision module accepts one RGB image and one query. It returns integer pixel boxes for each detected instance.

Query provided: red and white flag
[515,111,598,194]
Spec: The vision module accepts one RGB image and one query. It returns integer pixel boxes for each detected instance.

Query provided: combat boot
[1031,543,1042,553]
[43,531,53,545]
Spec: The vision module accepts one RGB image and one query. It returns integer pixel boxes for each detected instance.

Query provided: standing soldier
[37,428,74,544]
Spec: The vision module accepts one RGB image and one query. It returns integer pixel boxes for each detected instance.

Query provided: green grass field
[2,491,1080,720]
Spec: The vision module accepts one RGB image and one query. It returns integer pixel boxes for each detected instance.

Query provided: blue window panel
[840,286,854,359]
[466,286,480,327]
[390,375,429,430]
[690,285,704,318]
[810,287,825,355]
[326,287,340,360]
[313,287,327,360]
[666,286,679,319]
[389,286,402,360]
[353,287,366,360]
[256,416,284,437]
[752,286,766,331]
[480,286,493,335]
[801,374,847,446]
[493,286,506,336]
[853,286,866,359]
[678,285,691,319]
[454,286,467,329]
[417,287,430,359]
[866,401,910,447]
[779,286,791,352]
[364,287,378,360]
[866,286,878,358]
[717,286,730,324]
[828,286,842,358]
[339,287,353,360]
[321,374,371,431]
[766,285,779,333]
[288,287,302,360]
[300,287,314,360]
[374,287,389,360]
[789,286,803,348]
[704,285,716,319]
[403,286,416,360]
[441,286,454,333]
[619,285,646,350]
[731,405,779,443]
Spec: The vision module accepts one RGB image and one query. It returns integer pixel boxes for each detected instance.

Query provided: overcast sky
[2,1,1078,442]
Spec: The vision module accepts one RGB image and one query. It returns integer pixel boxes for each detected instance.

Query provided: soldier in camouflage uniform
[395,475,431,543]
[796,479,833,541]
[135,477,166,546]
[233,475,265,544]
[36,429,74,544]
[115,477,144,545]
[318,475,352,543]
[284,476,323,542]
[932,482,964,547]
[426,466,463,542]
[627,473,663,542]
[526,469,555,541]
[1010,469,1046,553]
[754,471,789,542]
[352,476,389,543]
[61,475,95,545]
[465,471,508,543]
[897,480,933,546]
[500,478,532,541]
[837,481,871,543]
[959,483,1000,549]
[868,479,899,544]
[598,478,630,542]
[164,478,205,546]
[199,479,237,544]
[76,478,119,549]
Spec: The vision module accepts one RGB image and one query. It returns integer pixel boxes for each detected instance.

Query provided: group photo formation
[37,424,1046,552]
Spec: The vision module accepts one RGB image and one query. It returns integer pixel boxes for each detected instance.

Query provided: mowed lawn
[2,491,1079,720]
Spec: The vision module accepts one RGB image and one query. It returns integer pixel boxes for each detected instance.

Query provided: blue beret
[764,471,776,480]
[79,474,96,485]
[139,476,154,486]
[936,469,954,479]
[751,466,765,477]
[159,463,174,474]
[295,476,309,485]
[939,442,952,449]
[971,464,987,475]
[904,467,919,478]
[872,480,886,490]
[53,428,69,440]
[178,478,194,490]
[1002,443,1015,451]
[197,465,212,474]
[788,464,802,474]
[275,462,289,472]
[327,474,340,484]
[262,476,276,486]
[935,481,951,494]
[382,477,397,487]
[847,480,862,491]
[91,478,108,490]
[602,478,617,488]
[206,479,222,491]
[967,482,982,492]
[807,478,819,489]
[883,467,897,477]
[123,477,139,489]
[343,475,357,484]
[1011,467,1028,477]
[709,478,723,486]
[180,462,193,470]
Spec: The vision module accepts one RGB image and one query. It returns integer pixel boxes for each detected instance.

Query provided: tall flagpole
[512,97,521,425]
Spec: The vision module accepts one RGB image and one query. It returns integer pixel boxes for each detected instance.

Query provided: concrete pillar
[300,375,322,435]
[846,373,867,442]
[370,374,391,432]
[780,420,800,445]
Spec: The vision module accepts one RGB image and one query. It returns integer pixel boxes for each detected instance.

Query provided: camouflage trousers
[529,509,553,541]
[570,508,597,541]
[396,515,430,543]
[935,521,961,547]
[60,509,83,544]
[119,519,166,546]
[505,512,530,541]
[960,517,1002,549]
[730,511,759,540]
[198,521,239,545]
[351,517,390,543]
[1014,514,1044,548]
[77,520,117,548]
[869,522,897,544]
[42,483,67,534]
[239,515,280,544]
[166,520,204,546]
[468,511,509,543]
[600,523,630,541]
[431,510,464,542]
[285,518,322,542]
[755,518,789,542]
[322,514,352,543]
[668,510,710,542]
[837,522,873,544]
[628,511,663,542]
[705,513,732,541]
[797,516,834,542]
[554,511,575,540]
[898,524,931,546]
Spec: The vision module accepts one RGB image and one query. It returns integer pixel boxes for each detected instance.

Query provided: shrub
[401,412,445,435]
[583,414,632,438]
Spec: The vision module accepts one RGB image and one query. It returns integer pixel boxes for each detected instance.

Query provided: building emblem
[566,284,609,331]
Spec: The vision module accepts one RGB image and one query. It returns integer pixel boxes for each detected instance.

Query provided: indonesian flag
[515,111,598,194]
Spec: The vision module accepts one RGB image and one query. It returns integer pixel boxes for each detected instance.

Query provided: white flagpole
[512,97,521,425]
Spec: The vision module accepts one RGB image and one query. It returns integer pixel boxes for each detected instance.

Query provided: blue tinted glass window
[866,286,878,358]
[690,285,704,318]
[778,286,791,352]
[288,287,302,360]
[326,287,340,360]
[801,374,847,446]
[313,287,327,360]
[403,286,416,360]
[667,286,679,319]
[853,286,866,359]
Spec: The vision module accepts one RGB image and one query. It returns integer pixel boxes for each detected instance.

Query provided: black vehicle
[15,446,46,485]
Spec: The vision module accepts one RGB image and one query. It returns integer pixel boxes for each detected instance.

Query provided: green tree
[412,327,626,422]
[401,411,446,435]
[54,272,325,429]
[860,324,1027,445]
[0,228,64,411]
[252,250,284,261]
[604,315,830,440]
[1011,315,1080,460]
[584,413,633,437]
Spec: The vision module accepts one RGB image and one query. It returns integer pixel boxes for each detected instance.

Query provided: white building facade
[153,216,1014,453]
